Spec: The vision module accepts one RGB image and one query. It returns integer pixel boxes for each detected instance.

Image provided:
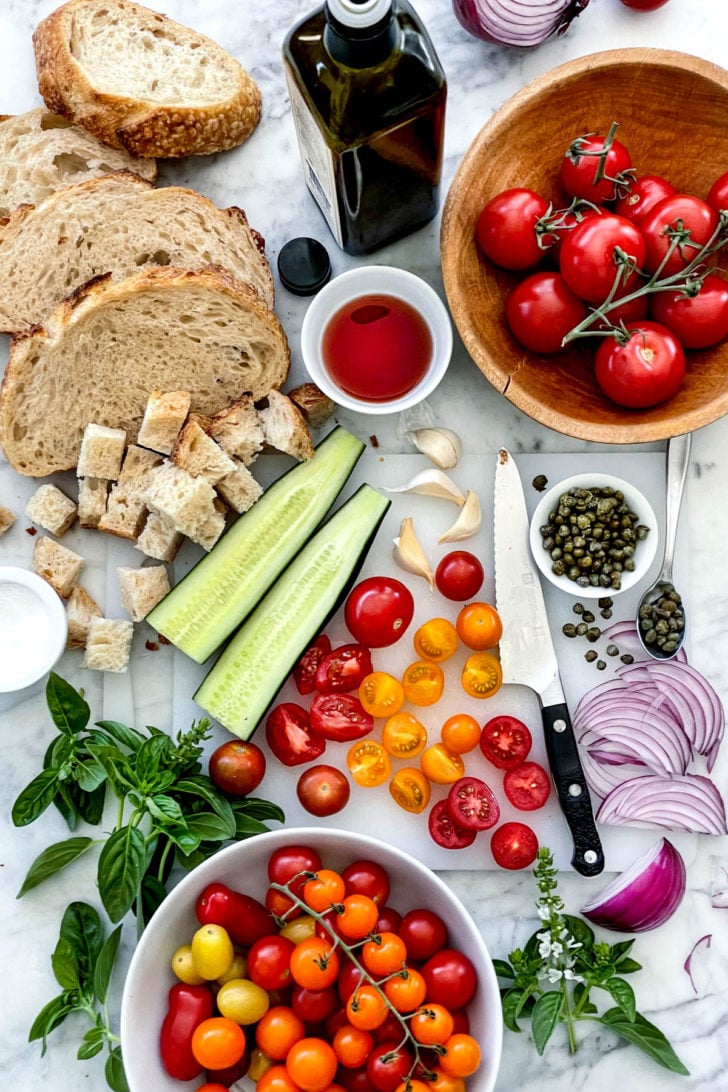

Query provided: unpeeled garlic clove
[393,517,434,589]
[409,427,462,469]
[438,490,482,543]
[385,469,465,505]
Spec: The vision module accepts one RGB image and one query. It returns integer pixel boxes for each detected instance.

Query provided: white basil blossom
[452,0,591,48]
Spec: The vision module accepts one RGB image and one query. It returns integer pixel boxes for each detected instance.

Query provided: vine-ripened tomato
[208,740,266,797]
[615,174,676,225]
[303,868,345,913]
[439,1033,481,1079]
[479,714,532,770]
[505,271,588,354]
[341,859,391,905]
[475,187,551,270]
[366,1042,414,1092]
[344,577,415,648]
[446,776,500,832]
[434,551,484,602]
[362,931,408,976]
[420,950,477,1009]
[383,967,427,1013]
[707,170,728,214]
[297,764,351,816]
[267,845,323,897]
[402,660,445,706]
[336,894,380,939]
[503,761,551,811]
[455,602,502,650]
[315,644,373,694]
[382,712,428,758]
[247,934,296,991]
[420,743,465,785]
[346,740,392,788]
[640,193,719,275]
[594,320,685,409]
[346,984,389,1030]
[399,908,448,961]
[293,634,332,695]
[265,702,326,767]
[461,652,502,699]
[559,213,646,304]
[289,936,340,989]
[413,617,459,662]
[410,1003,454,1046]
[490,822,539,870]
[358,672,405,718]
[560,130,633,204]
[427,799,476,849]
[650,273,728,349]
[389,767,431,814]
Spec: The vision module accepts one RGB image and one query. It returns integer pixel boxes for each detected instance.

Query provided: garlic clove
[409,427,462,470]
[393,517,434,589]
[385,469,465,505]
[438,490,482,543]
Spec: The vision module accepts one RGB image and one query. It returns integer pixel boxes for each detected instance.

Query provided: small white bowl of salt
[0,567,68,692]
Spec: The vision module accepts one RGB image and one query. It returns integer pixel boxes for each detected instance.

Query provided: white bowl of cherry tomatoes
[120,827,503,1092]
[441,48,728,443]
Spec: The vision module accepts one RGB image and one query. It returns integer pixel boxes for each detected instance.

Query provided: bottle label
[285,73,344,247]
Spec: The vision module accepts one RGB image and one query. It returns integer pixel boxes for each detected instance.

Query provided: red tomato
[420,950,477,1010]
[559,213,646,304]
[293,635,332,695]
[291,984,339,1025]
[640,194,719,275]
[309,693,375,742]
[619,0,669,8]
[266,703,326,767]
[650,273,728,349]
[297,765,351,816]
[366,1042,414,1092]
[707,170,728,214]
[160,983,215,1081]
[546,205,601,261]
[208,740,266,797]
[475,187,551,270]
[446,776,500,831]
[374,905,402,935]
[427,799,476,850]
[344,577,415,648]
[398,908,448,961]
[196,883,273,948]
[505,272,588,354]
[615,174,676,225]
[247,935,296,991]
[315,644,373,694]
[479,715,532,770]
[594,320,685,409]
[490,822,539,870]
[595,289,649,331]
[267,845,324,896]
[434,552,484,602]
[341,860,391,906]
[560,130,633,204]
[503,761,551,811]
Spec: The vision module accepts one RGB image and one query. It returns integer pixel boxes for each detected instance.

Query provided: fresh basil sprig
[495,848,689,1075]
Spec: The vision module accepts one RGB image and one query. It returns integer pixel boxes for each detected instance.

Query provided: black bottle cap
[277,237,332,296]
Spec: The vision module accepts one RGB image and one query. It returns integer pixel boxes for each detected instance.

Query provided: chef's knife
[493,449,605,877]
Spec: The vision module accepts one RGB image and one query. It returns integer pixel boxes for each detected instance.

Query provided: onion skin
[580,838,686,932]
[452,0,591,48]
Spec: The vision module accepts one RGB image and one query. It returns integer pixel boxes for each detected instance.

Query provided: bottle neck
[324,1,396,68]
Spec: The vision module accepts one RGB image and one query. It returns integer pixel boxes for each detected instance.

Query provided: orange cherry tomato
[396,1082,432,1092]
[359,672,405,718]
[413,618,459,662]
[362,931,408,977]
[439,1033,482,1078]
[389,767,432,814]
[255,1006,306,1060]
[303,869,345,913]
[382,712,428,758]
[346,740,392,788]
[455,602,503,650]
[336,894,380,940]
[402,660,445,706]
[346,984,388,1030]
[461,652,503,699]
[196,1084,230,1092]
[410,1004,455,1046]
[383,967,427,1013]
[428,1068,466,1092]
[286,1037,338,1092]
[191,1017,246,1070]
[255,1068,300,1092]
[420,743,465,785]
[289,937,340,990]
[333,1024,374,1068]
[440,713,481,754]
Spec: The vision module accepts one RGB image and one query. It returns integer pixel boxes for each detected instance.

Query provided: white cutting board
[168,450,702,876]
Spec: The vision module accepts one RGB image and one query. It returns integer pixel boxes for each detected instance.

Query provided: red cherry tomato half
[266,702,326,767]
[446,776,500,831]
[293,634,332,695]
[650,273,728,349]
[344,576,415,648]
[640,194,719,275]
[614,174,676,225]
[503,761,552,811]
[479,715,532,770]
[309,693,375,742]
[427,799,476,850]
[594,321,685,409]
[505,272,588,355]
[475,187,551,270]
[296,764,351,816]
[420,949,478,1010]
[560,130,633,205]
[434,552,484,602]
[315,644,373,694]
[490,822,539,870]
[208,740,266,797]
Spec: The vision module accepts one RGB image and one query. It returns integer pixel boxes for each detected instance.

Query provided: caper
[581,610,595,624]
[596,660,607,670]
[562,623,577,638]
[620,653,635,665]
[586,626,601,642]
[576,622,588,636]
[584,650,598,662]
[532,474,548,492]
[573,602,585,614]
[606,644,619,657]
[600,608,613,619]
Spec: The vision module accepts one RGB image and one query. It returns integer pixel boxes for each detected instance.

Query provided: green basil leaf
[501,987,526,1033]
[46,673,90,735]
[137,874,168,931]
[616,957,643,975]
[493,959,516,980]
[234,797,285,822]
[185,811,236,843]
[68,781,106,826]
[135,734,175,786]
[78,1026,106,1058]
[573,981,598,1015]
[602,977,636,1022]
[523,931,542,960]
[51,937,81,990]
[75,755,108,793]
[95,719,146,753]
[17,837,95,897]
[531,991,564,1055]
[60,902,104,987]
[174,777,236,826]
[12,769,60,827]
[601,1008,690,1075]
[53,783,79,830]
[234,813,273,838]
[94,924,123,1004]
[28,993,78,1054]
[98,826,147,923]
[610,939,635,962]
[86,744,136,795]
[106,1045,131,1092]
[564,915,595,951]
[147,794,185,825]
[44,733,73,770]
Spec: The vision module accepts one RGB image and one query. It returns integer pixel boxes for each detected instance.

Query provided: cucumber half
[147,426,365,663]
[195,484,390,738]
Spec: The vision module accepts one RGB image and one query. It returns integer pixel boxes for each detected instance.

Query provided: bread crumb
[0,505,16,536]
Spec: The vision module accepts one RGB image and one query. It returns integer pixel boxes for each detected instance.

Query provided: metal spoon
[636,432,691,660]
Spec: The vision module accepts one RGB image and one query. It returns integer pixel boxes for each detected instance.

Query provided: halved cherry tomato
[461,652,502,699]
[434,552,484,602]
[479,715,532,770]
[503,761,551,811]
[402,660,445,706]
[297,765,351,816]
[446,776,500,831]
[455,602,502,650]
[293,635,332,695]
[345,576,415,648]
[346,740,392,788]
[265,703,326,767]
[358,672,405,718]
[315,644,373,694]
[420,744,465,785]
[440,714,481,755]
[310,693,375,742]
[389,768,431,814]
[490,821,539,870]
[427,799,476,850]
[382,712,427,758]
[413,618,459,662]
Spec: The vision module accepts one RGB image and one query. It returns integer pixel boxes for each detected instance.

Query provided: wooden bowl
[441,49,728,443]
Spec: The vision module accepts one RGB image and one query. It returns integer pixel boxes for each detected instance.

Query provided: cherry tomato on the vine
[439,1033,481,1078]
[289,936,340,989]
[490,821,539,870]
[297,764,351,816]
[402,660,445,706]
[362,931,408,976]
[382,967,427,1013]
[208,740,266,797]
[420,743,465,785]
[461,652,502,699]
[358,671,405,718]
[410,1003,454,1046]
[315,644,373,694]
[455,602,502,650]
[434,551,484,602]
[389,767,431,814]
[366,1042,414,1092]
[614,174,675,225]
[503,761,552,811]
[303,869,346,913]
[640,193,719,275]
[559,213,646,304]
[650,273,728,349]
[446,776,500,831]
[707,170,728,214]
[293,634,332,695]
[310,693,375,742]
[346,984,388,1030]
[505,271,588,354]
[479,714,532,770]
[594,320,685,409]
[346,740,392,788]
[475,187,551,270]
[336,893,380,939]
[413,617,459,662]
[265,702,326,767]
[344,577,415,648]
[560,130,633,204]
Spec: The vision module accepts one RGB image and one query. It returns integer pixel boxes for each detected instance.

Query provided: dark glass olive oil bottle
[282,0,447,255]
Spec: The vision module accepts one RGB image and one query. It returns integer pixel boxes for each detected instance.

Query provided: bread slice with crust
[0,108,156,216]
[34,0,261,158]
[0,266,290,476]
[0,172,274,332]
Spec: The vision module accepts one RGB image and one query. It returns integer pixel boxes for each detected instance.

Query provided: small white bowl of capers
[529,473,659,599]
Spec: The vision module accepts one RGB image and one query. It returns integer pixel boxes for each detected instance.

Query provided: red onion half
[452,0,591,48]
[580,837,686,932]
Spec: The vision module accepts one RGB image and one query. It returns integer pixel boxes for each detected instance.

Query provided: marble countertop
[1,0,727,1089]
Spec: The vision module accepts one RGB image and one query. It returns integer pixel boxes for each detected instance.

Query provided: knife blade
[493,448,605,877]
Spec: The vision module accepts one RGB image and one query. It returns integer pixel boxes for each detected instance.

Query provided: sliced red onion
[580,838,686,932]
[619,661,725,764]
[601,619,688,663]
[451,0,590,47]
[684,934,712,994]
[596,774,728,836]
[710,858,728,909]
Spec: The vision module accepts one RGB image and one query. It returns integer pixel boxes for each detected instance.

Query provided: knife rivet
[584,850,599,865]
[553,719,567,733]
[568,783,583,797]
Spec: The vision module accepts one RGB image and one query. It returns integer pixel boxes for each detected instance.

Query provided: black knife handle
[542,701,605,877]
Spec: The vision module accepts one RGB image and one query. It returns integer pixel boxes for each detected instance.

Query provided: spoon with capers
[636,432,691,660]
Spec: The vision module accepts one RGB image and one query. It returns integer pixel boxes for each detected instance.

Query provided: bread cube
[76,423,126,479]
[208,394,265,465]
[171,418,236,485]
[143,462,218,540]
[25,483,78,537]
[83,617,134,673]
[135,511,184,563]
[33,536,84,598]
[216,460,263,514]
[259,390,315,461]
[289,382,336,430]
[194,498,228,551]
[66,586,103,649]
[137,390,191,455]
[118,565,170,623]
[98,445,163,540]
[77,476,108,529]
[0,505,16,536]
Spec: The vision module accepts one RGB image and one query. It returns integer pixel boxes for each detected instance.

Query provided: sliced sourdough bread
[0,266,290,476]
[34,0,261,158]
[0,171,274,331]
[0,107,156,216]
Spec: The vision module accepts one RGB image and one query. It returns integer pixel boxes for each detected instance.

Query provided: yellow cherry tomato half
[381,711,428,758]
[346,740,392,787]
[420,743,465,784]
[402,660,445,706]
[389,767,432,814]
[461,652,503,699]
[440,713,481,755]
[358,672,405,718]
[455,601,503,650]
[413,617,459,662]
